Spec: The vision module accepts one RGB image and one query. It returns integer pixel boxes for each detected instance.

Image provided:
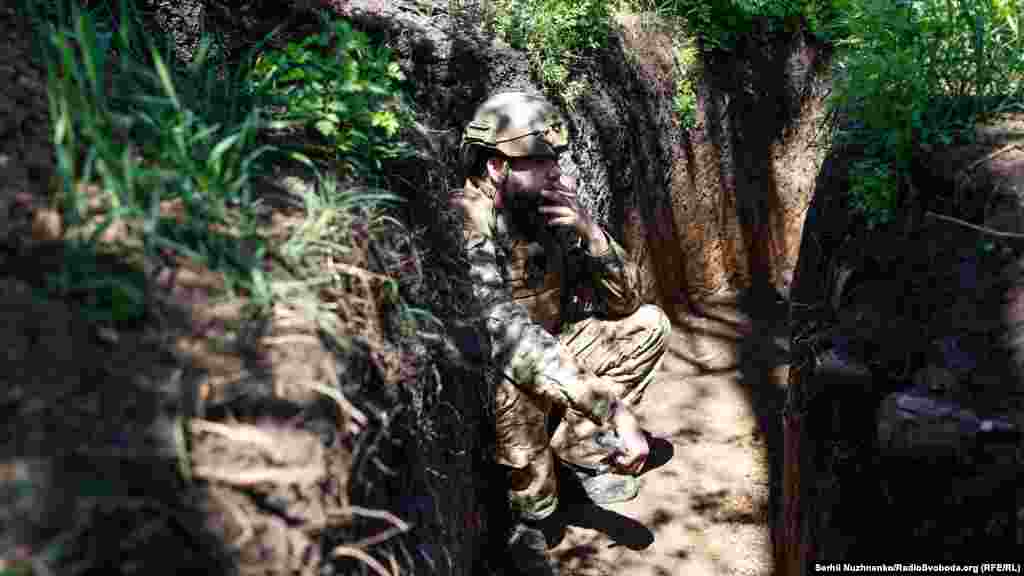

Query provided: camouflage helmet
[460,92,569,170]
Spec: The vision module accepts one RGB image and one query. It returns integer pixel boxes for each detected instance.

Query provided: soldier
[452,92,671,544]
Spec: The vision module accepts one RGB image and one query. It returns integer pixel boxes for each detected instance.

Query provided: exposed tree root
[192,464,324,487]
[332,546,393,576]
[927,210,1024,239]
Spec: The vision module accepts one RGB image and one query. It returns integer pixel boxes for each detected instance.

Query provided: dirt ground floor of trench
[548,296,788,576]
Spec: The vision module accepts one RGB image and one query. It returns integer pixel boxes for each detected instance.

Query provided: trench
[0,2,861,575]
[538,15,833,576]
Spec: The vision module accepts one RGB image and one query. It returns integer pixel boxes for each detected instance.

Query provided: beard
[502,187,580,248]
[506,209,541,241]
[502,186,544,232]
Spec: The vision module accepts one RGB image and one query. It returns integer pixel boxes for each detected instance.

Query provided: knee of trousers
[632,304,671,353]
[495,379,553,469]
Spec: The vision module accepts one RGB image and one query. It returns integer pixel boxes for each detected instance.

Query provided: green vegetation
[827,0,1024,228]
[624,0,1024,227]
[248,16,411,181]
[846,158,898,229]
[627,0,1024,228]
[673,39,699,129]
[11,5,446,574]
[484,0,838,118]
[23,0,416,326]
[636,0,843,51]
[489,0,612,104]
[31,0,271,322]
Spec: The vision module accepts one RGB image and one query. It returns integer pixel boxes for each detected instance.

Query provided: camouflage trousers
[497,304,671,520]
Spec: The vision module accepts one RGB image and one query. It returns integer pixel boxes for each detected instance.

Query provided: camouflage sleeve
[453,192,617,425]
[584,228,643,318]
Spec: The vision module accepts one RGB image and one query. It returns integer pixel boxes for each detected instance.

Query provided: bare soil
[541,15,822,575]
[616,13,828,307]
[550,296,787,576]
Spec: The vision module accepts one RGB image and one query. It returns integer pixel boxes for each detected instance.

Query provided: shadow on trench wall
[602,20,831,316]
[701,24,829,299]
[570,27,695,322]
[698,22,833,564]
[577,19,835,565]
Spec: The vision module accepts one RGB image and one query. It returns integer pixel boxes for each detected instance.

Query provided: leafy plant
[829,0,1024,226]
[247,16,411,182]
[489,0,612,101]
[28,0,423,330]
[20,6,449,575]
[673,40,699,129]
[637,0,842,52]
[846,158,897,229]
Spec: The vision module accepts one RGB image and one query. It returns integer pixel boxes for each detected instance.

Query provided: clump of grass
[27,0,280,321]
[270,173,441,345]
[27,0,421,328]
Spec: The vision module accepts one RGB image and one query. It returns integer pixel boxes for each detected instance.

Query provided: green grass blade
[208,132,243,174]
[150,46,180,109]
[152,235,205,264]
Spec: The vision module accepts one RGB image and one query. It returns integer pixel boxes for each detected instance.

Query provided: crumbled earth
[538,17,827,574]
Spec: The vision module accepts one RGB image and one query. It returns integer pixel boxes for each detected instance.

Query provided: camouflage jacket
[452,177,643,425]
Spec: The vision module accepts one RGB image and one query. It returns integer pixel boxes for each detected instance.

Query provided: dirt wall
[784,115,1024,571]
[609,17,831,308]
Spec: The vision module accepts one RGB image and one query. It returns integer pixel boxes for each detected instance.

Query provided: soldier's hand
[538,176,608,254]
[610,402,649,475]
